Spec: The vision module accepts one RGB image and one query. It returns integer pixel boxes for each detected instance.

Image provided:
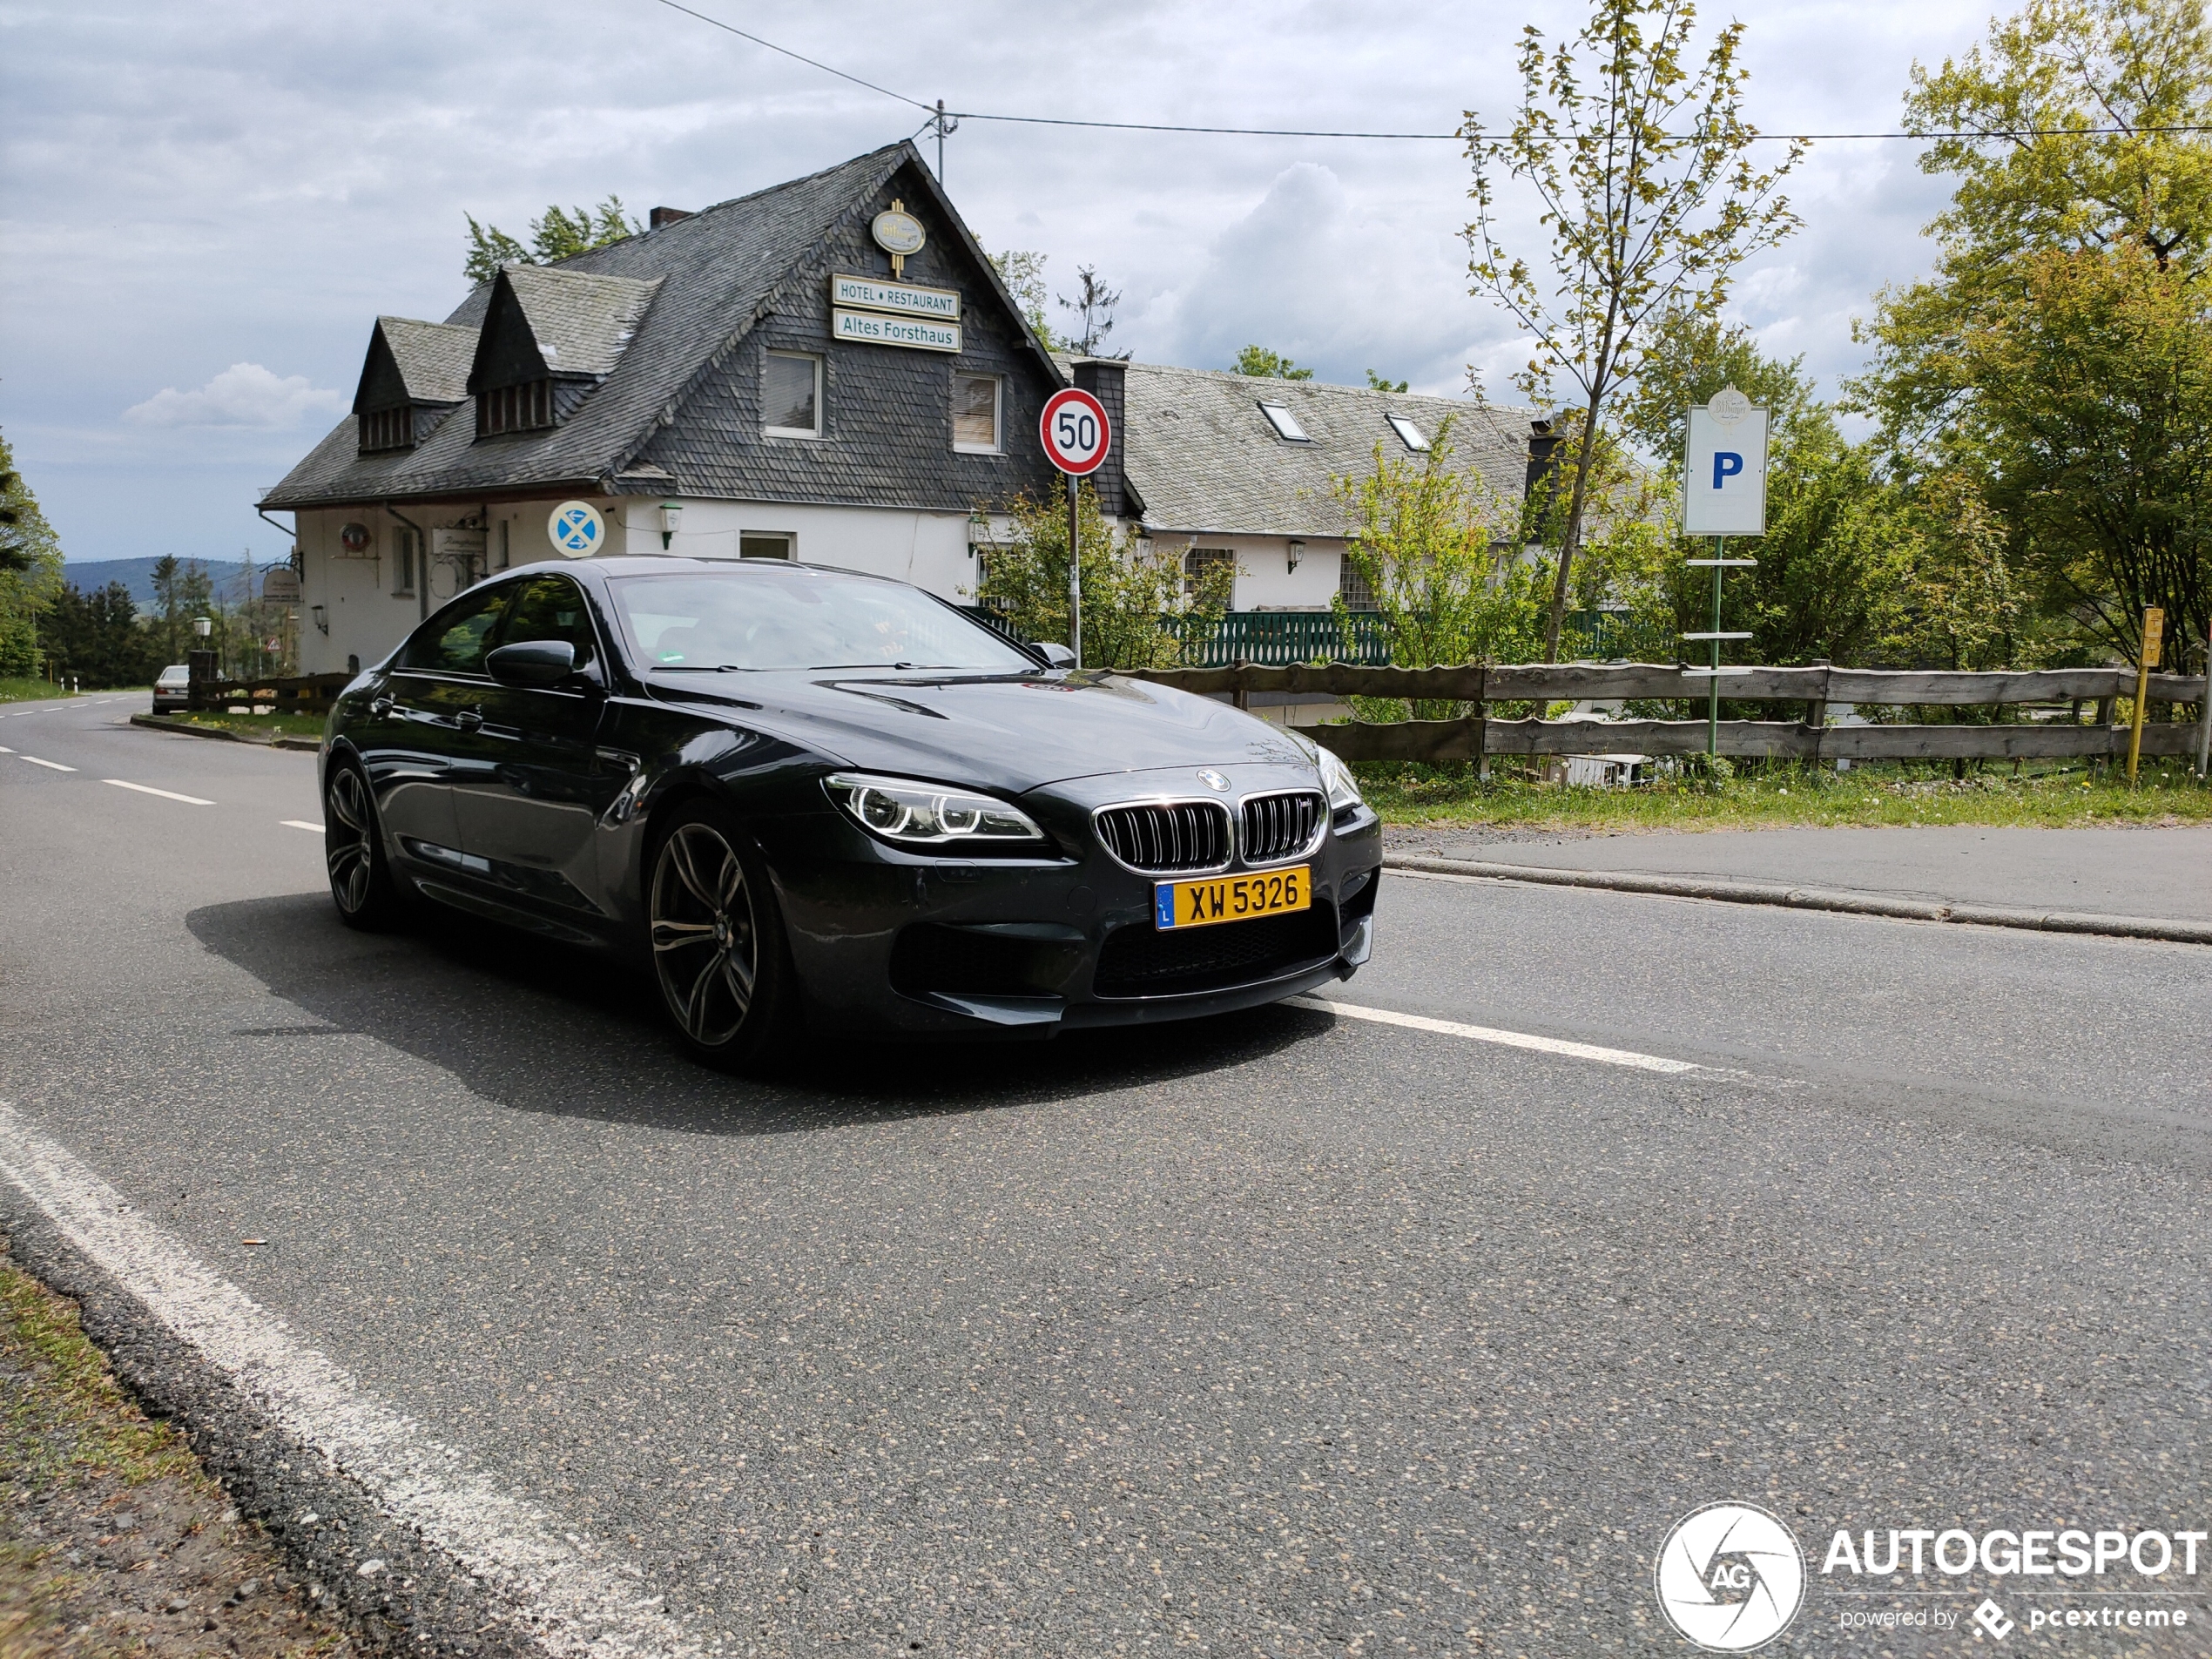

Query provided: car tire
[323,759,414,932]
[646,799,799,1073]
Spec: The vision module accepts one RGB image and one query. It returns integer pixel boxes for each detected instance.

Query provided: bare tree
[1465,0,1804,659]
[1057,266,1124,357]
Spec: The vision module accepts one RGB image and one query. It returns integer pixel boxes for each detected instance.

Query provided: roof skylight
[1386,414,1430,452]
[1257,401,1311,442]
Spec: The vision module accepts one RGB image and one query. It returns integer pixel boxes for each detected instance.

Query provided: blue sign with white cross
[548,501,604,559]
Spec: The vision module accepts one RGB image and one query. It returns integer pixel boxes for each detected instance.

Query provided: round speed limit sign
[1039,388,1111,476]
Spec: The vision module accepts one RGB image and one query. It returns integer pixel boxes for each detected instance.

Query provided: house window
[954,374,1001,452]
[1385,414,1430,452]
[1184,546,1234,597]
[1338,554,1379,612]
[391,527,419,597]
[765,352,821,437]
[740,533,792,560]
[359,408,414,453]
[1258,401,1311,442]
[479,380,553,436]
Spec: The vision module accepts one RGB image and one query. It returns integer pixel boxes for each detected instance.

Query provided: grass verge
[0,679,78,704]
[1359,757,2212,833]
[152,710,327,742]
[0,1240,350,1657]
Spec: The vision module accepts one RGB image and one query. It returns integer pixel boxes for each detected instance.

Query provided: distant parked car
[152,664,192,714]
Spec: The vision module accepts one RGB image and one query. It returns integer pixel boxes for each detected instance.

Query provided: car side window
[401,583,510,674]
[496,576,599,669]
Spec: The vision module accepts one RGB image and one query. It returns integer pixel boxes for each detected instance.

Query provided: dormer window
[359,408,415,454]
[1258,401,1311,442]
[479,380,554,436]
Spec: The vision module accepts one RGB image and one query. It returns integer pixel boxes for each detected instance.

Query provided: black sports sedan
[320,556,1381,1069]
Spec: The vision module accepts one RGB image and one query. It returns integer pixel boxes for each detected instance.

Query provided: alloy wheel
[651,821,759,1048]
[326,766,376,914]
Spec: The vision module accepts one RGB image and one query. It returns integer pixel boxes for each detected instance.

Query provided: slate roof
[1101,360,1534,539]
[480,266,662,382]
[264,142,1047,511]
[375,318,475,404]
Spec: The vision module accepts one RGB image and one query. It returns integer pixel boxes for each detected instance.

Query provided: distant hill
[63,557,254,611]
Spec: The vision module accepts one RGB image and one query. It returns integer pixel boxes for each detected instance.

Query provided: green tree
[971,486,1231,669]
[1365,370,1410,392]
[1464,0,1804,661]
[1906,0,2212,274]
[464,196,642,283]
[148,555,215,670]
[1856,0,2212,674]
[44,582,158,688]
[1333,415,1544,714]
[988,249,1058,347]
[0,431,64,678]
[1233,346,1315,380]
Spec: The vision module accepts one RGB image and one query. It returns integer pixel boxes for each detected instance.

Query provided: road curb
[131,711,320,751]
[1384,853,2212,946]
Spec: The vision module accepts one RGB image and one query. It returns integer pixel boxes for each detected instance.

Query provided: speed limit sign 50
[1039,388,1111,476]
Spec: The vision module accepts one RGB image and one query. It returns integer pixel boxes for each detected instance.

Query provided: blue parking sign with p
[549,501,604,559]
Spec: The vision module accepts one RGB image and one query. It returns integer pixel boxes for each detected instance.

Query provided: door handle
[456,705,483,732]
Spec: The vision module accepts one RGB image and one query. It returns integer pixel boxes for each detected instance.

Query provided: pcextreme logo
[1655,1502,1807,1652]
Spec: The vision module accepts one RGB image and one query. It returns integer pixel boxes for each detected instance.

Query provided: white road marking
[281,819,324,833]
[19,756,75,772]
[1289,996,1700,1074]
[0,745,10,753]
[105,779,215,806]
[0,1103,698,1659]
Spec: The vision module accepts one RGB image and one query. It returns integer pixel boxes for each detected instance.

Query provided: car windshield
[609,569,1037,674]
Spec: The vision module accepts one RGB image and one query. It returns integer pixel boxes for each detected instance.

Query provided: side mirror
[1035,642,1077,670]
[486,639,577,689]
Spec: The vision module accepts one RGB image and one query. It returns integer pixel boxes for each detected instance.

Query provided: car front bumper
[762,765,1383,1041]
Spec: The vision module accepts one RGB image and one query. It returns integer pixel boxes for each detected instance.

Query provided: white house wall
[295,498,977,675]
[1152,532,1352,611]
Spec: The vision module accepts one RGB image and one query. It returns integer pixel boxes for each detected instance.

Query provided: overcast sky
[0,0,1993,566]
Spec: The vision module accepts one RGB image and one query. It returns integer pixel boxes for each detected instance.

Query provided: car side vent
[1241,791,1324,864]
[1095,801,1231,873]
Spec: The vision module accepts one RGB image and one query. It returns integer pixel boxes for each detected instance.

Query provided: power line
[943,110,2212,142]
[648,0,934,111]
[649,1,2212,146]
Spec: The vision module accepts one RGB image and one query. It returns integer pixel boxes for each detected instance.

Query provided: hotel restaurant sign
[830,273,961,353]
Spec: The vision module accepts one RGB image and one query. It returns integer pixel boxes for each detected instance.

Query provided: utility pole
[934,100,957,182]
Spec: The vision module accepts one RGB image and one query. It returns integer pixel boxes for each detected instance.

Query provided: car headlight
[1318,747,1364,813]
[824,772,1046,846]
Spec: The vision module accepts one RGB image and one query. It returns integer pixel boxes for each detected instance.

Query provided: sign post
[1037,387,1111,666]
[2128,605,2163,785]
[1682,387,1770,759]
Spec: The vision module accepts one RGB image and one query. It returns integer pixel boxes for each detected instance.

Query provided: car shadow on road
[186,894,1327,1136]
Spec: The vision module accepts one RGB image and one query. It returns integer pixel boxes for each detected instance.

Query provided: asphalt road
[3,691,2210,1657]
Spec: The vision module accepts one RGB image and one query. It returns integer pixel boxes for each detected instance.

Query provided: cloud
[123,363,347,428]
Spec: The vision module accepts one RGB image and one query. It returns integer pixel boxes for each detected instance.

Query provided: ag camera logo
[1655,1501,1806,1651]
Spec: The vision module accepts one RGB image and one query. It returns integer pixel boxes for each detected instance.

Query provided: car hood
[648,669,1315,792]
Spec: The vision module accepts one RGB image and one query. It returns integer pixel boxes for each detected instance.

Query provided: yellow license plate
[1156,866,1311,930]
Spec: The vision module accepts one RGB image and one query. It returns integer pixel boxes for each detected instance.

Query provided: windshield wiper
[649,663,759,672]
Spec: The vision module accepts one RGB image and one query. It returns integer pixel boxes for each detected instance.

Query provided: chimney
[1071,360,1128,520]
[649,206,695,231]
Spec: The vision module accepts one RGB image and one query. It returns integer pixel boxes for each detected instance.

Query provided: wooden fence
[1121,661,2212,765]
[187,671,351,716]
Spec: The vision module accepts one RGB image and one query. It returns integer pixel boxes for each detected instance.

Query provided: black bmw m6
[320,556,1381,1069]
